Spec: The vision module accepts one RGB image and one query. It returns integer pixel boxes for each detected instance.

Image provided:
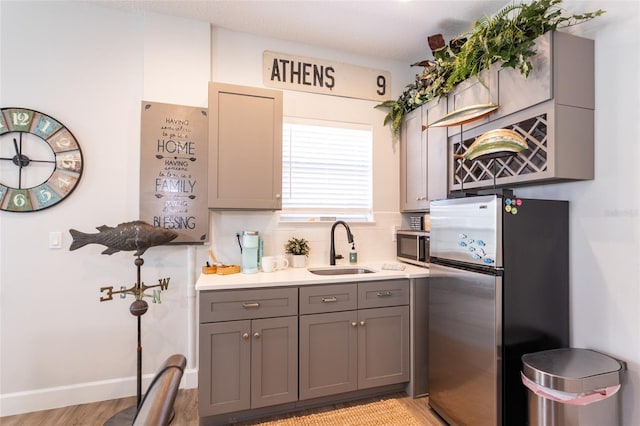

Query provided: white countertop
[196,261,429,291]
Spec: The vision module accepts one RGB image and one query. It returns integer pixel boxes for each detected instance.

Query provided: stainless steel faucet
[330,221,354,265]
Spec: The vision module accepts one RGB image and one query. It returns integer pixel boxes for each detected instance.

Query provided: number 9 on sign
[376,75,386,96]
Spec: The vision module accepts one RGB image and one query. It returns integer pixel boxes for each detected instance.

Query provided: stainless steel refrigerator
[428,194,569,426]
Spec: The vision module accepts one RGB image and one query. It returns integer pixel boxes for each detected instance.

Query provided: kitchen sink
[307,266,377,275]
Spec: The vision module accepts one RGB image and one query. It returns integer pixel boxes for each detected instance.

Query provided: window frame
[279,117,374,223]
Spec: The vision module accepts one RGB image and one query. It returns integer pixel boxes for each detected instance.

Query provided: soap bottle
[349,243,358,264]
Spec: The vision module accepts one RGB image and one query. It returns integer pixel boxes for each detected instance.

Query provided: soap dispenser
[349,243,358,264]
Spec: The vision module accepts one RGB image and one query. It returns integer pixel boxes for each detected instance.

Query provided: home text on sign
[263,51,391,101]
[139,101,209,244]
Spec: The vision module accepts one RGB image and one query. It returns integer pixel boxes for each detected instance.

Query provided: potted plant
[285,237,310,268]
[376,0,604,137]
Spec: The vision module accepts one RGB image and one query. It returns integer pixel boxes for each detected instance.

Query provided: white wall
[0,1,210,415]
[209,28,413,268]
[0,1,412,417]
[515,4,640,425]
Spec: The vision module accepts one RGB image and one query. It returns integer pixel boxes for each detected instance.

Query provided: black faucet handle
[335,254,344,260]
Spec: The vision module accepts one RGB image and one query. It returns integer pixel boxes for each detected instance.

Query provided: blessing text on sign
[263,51,391,101]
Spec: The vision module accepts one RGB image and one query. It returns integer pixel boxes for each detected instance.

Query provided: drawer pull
[321,297,338,303]
[376,291,392,297]
[242,302,260,309]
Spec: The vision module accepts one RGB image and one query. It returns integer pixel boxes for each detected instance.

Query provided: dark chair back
[132,354,186,426]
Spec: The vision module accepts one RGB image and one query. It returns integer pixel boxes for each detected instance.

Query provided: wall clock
[0,107,83,212]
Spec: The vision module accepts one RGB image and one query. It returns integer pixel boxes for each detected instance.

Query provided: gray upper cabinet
[445,31,554,137]
[400,106,427,211]
[425,99,448,204]
[445,31,595,191]
[489,31,594,120]
[400,98,448,212]
[489,32,552,121]
[208,82,283,210]
[446,67,493,137]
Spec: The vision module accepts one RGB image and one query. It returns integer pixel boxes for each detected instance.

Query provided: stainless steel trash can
[522,348,623,426]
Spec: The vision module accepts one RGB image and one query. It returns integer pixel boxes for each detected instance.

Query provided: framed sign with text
[263,51,391,102]
[139,101,208,244]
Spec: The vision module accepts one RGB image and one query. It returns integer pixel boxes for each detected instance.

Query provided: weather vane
[69,220,178,423]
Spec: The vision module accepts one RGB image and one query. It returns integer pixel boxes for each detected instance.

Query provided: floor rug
[251,397,421,426]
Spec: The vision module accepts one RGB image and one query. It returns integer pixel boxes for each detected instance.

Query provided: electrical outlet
[392,225,400,242]
[49,231,62,249]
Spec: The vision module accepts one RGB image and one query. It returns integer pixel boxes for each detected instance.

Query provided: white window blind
[281,119,373,222]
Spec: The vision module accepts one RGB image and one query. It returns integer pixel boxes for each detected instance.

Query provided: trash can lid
[522,348,622,393]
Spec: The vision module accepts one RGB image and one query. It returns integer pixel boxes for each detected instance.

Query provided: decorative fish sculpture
[69,220,178,256]
[455,128,528,161]
[426,103,499,129]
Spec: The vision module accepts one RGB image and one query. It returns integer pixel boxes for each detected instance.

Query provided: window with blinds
[281,118,373,222]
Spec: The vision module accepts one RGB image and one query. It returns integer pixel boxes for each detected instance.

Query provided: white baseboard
[0,368,198,417]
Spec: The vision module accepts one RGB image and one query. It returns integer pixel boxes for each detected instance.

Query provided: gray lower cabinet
[299,310,358,399]
[198,288,298,417]
[299,280,410,400]
[198,280,412,420]
[357,306,410,389]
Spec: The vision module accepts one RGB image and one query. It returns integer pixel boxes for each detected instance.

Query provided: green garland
[376,0,605,137]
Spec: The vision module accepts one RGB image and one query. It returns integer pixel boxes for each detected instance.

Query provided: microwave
[396,230,430,267]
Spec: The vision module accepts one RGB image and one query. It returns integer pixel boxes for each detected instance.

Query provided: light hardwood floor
[1,390,447,425]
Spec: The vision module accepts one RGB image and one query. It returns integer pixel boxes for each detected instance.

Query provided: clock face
[0,108,83,212]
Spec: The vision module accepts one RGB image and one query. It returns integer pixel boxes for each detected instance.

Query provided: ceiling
[95,0,625,64]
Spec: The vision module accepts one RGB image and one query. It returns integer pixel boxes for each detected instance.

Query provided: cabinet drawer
[358,280,409,309]
[299,284,357,314]
[200,288,298,322]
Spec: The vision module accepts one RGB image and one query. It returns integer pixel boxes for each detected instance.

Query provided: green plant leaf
[376,0,604,134]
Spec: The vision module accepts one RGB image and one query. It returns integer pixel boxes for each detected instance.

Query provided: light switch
[49,231,62,249]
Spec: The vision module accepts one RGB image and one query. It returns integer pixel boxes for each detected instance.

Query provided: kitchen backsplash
[209,211,402,267]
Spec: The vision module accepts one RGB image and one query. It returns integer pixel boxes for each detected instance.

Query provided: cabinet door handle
[242,332,249,340]
[360,321,366,326]
[253,332,260,339]
[242,302,260,309]
[376,291,392,297]
[351,322,358,327]
[321,297,338,303]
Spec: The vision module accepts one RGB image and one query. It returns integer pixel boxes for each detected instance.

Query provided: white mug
[275,255,289,270]
[261,256,276,273]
